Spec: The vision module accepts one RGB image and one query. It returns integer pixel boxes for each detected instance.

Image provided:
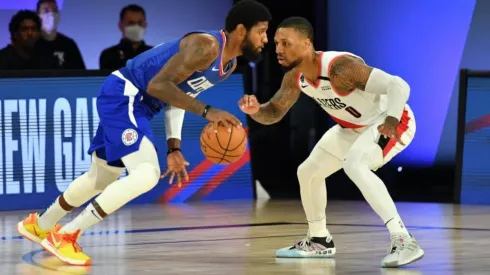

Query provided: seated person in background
[36,0,86,69]
[99,4,153,70]
[0,10,58,70]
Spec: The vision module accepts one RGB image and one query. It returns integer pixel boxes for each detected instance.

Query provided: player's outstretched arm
[328,55,410,122]
[242,71,301,125]
[147,34,220,116]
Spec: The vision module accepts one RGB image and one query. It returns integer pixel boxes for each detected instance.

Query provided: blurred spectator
[0,10,58,70]
[36,0,86,69]
[99,4,153,70]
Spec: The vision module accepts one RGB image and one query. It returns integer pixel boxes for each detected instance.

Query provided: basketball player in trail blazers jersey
[239,17,424,268]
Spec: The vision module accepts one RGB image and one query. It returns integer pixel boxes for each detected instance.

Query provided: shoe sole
[275,247,337,258]
[40,239,91,266]
[17,221,42,244]
[382,248,425,268]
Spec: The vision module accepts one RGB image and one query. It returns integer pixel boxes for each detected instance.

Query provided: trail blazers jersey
[297,51,410,129]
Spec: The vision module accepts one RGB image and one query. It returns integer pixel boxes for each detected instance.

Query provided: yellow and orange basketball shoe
[40,225,91,266]
[17,213,53,244]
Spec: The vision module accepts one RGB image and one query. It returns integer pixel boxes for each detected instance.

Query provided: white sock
[60,203,103,233]
[385,215,409,235]
[38,197,70,230]
[308,216,331,238]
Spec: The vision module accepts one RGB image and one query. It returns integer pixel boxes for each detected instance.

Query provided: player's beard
[280,57,303,73]
[241,35,262,63]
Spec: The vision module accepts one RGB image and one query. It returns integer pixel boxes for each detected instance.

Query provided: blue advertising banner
[0,73,252,211]
[460,74,490,204]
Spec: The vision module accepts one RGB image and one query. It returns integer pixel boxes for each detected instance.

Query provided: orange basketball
[200,123,248,164]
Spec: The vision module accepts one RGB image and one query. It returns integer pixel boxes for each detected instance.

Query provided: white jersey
[297,51,408,129]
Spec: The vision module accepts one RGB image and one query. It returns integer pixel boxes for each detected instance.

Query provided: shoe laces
[62,230,83,253]
[296,231,314,250]
[298,236,312,250]
[388,234,406,254]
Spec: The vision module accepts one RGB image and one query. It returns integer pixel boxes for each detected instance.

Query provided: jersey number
[345,106,362,118]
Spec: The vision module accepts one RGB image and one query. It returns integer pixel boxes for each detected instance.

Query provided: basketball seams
[199,123,247,164]
[227,132,247,151]
[200,131,242,162]
[214,125,228,151]
[200,129,241,156]
[217,126,234,164]
[200,138,244,157]
[205,156,231,164]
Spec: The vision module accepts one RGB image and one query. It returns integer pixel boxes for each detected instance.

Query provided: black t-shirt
[0,44,59,70]
[99,39,153,70]
[36,32,86,70]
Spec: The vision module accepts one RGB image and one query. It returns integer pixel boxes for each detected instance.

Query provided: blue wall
[460,76,490,204]
[437,0,490,164]
[327,0,477,166]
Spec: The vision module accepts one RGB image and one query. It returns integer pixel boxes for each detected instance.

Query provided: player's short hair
[119,4,146,21]
[225,0,271,32]
[278,17,314,42]
[9,10,41,36]
[36,0,57,12]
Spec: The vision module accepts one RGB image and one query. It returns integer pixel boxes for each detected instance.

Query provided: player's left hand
[161,150,190,187]
[377,116,405,146]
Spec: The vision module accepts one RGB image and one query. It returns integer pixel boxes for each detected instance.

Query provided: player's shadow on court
[19,251,91,275]
[275,258,336,275]
[275,258,424,275]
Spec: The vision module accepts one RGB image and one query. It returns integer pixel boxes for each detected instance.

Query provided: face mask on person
[124,25,145,42]
[40,12,60,34]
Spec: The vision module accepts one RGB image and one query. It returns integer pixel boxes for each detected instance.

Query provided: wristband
[167,148,181,155]
[201,105,211,118]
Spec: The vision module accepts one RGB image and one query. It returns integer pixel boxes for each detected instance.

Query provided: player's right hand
[205,108,242,133]
[238,94,260,115]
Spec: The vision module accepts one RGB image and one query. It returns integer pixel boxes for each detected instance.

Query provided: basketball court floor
[1,199,489,275]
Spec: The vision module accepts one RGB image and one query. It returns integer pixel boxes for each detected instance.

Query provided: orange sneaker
[40,225,91,266]
[17,213,53,243]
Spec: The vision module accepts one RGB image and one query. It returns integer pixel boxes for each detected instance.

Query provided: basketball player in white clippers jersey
[238,17,424,268]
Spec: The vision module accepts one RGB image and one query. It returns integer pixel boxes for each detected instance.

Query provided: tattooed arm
[147,34,220,116]
[248,71,301,125]
[328,54,410,122]
[328,55,373,92]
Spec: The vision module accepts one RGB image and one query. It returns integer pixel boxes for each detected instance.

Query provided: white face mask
[124,25,145,42]
[40,12,60,34]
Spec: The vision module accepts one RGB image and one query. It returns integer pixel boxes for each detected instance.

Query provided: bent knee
[297,159,318,181]
[130,162,161,192]
[343,152,362,175]
[344,145,384,174]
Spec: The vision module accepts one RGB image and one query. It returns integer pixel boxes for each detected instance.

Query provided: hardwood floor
[1,199,489,275]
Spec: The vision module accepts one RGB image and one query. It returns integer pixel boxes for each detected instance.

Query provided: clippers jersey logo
[187,76,215,93]
[121,129,138,146]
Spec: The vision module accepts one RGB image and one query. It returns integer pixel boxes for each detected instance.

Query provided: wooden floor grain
[1,199,489,275]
